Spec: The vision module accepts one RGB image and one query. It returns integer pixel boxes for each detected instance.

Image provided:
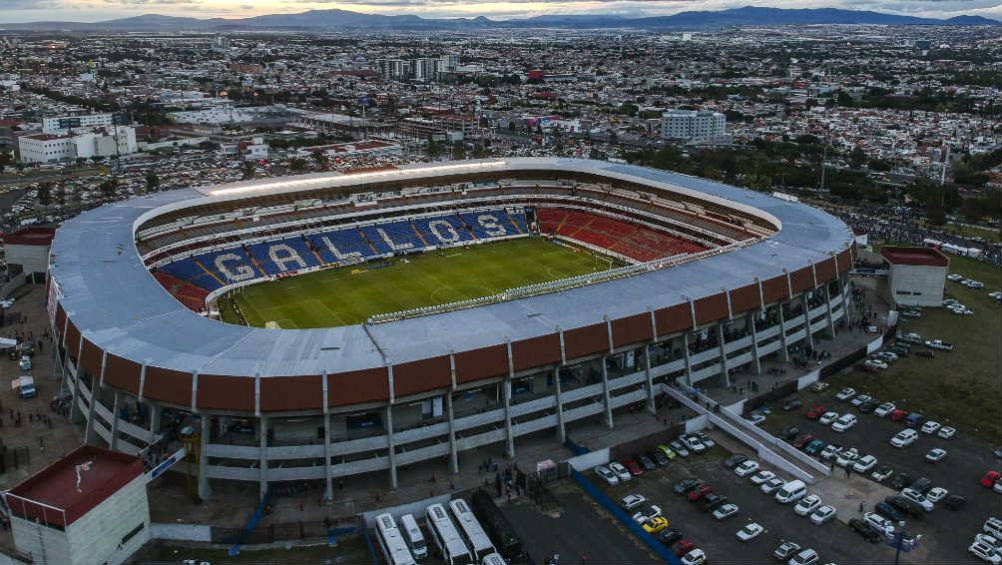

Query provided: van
[398,514,428,561]
[481,552,507,565]
[775,480,807,504]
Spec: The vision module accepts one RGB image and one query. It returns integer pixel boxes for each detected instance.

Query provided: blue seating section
[158,208,527,290]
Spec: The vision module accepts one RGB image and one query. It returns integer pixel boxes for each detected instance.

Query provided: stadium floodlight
[204,160,509,198]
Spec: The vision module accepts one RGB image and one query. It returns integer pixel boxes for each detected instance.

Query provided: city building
[42,113,116,135]
[660,109,728,143]
[879,246,948,308]
[3,227,55,283]
[18,127,137,164]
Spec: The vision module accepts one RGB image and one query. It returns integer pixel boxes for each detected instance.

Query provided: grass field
[840,249,1002,443]
[220,238,618,329]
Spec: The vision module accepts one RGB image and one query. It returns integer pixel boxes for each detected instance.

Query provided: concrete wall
[566,448,611,472]
[64,475,151,565]
[887,263,946,307]
[150,523,212,542]
[10,515,72,565]
[359,493,453,528]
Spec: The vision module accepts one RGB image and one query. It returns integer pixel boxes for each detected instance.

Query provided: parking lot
[759,384,1002,563]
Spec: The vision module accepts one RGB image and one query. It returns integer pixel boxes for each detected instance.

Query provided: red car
[806,405,826,420]
[622,458,644,477]
[792,433,816,449]
[674,539,697,557]
[687,483,712,502]
[981,470,1001,488]
[889,409,909,421]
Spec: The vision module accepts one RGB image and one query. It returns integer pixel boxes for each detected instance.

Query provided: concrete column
[717,323,731,388]
[824,284,837,338]
[777,304,790,362]
[643,346,656,413]
[803,294,815,350]
[386,405,398,489]
[198,415,212,499]
[600,356,613,429]
[150,403,162,438]
[682,333,694,387]
[502,381,515,458]
[747,313,762,375]
[553,368,566,443]
[110,391,120,451]
[322,412,333,501]
[259,415,269,499]
[69,337,85,423]
[446,393,459,474]
[83,383,99,445]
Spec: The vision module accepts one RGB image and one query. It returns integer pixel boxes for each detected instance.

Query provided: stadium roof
[49,158,853,379]
[880,246,949,267]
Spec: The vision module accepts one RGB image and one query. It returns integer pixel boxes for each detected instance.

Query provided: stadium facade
[47,158,856,500]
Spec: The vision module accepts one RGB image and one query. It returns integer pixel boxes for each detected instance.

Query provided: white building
[18,127,137,164]
[5,445,151,565]
[879,246,948,308]
[42,113,116,135]
[660,109,727,143]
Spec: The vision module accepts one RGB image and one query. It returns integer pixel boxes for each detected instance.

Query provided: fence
[569,469,681,564]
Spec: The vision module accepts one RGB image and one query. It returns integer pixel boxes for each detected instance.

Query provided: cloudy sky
[1,0,999,22]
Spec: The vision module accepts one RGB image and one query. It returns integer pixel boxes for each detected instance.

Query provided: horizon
[2,1,1000,24]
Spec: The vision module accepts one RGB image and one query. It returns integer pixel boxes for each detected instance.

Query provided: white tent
[0,337,16,350]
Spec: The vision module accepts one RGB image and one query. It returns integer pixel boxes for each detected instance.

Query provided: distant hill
[1,6,998,31]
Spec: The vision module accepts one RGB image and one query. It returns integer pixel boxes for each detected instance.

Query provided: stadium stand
[537,207,707,262]
[152,271,211,311]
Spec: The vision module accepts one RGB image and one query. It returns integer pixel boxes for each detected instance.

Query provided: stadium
[46,157,856,501]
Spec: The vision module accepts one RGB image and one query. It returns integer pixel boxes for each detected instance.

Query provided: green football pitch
[219,238,618,329]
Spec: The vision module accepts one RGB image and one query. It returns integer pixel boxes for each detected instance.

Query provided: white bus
[374,513,417,565]
[425,503,473,565]
[448,498,496,560]
[399,513,428,561]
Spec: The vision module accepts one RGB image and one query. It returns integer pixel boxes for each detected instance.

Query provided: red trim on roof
[880,246,948,267]
[4,227,55,246]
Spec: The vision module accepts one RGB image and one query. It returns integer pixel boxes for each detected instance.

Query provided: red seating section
[153,271,210,312]
[537,208,707,262]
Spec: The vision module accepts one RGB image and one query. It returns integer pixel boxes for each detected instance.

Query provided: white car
[863,512,895,535]
[746,413,767,425]
[968,541,1001,564]
[809,505,837,525]
[947,273,964,282]
[863,359,888,371]
[761,478,786,494]
[927,487,948,503]
[735,460,761,477]
[819,411,839,425]
[835,387,856,401]
[925,339,954,351]
[712,503,739,521]
[736,522,764,541]
[850,394,872,407]
[831,413,857,432]
[594,465,619,485]
[620,493,647,511]
[788,548,820,565]
[986,517,1002,538]
[680,548,706,565]
[974,534,1002,551]
[925,448,948,463]
[835,447,859,468]
[900,332,922,344]
[682,434,707,453]
[937,426,957,439]
[750,470,776,485]
[609,462,632,482]
[873,402,896,418]
[631,504,662,524]
[900,488,934,511]
[819,444,842,461]
[794,494,822,516]
[920,421,941,434]
[890,429,918,448]
[853,454,878,473]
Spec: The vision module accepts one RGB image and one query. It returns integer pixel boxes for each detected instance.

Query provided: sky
[0,0,1000,22]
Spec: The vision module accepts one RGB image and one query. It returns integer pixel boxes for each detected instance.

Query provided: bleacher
[152,271,211,312]
[153,207,527,298]
[537,207,707,262]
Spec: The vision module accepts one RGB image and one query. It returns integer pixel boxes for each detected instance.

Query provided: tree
[37,182,52,206]
[427,140,444,159]
[145,172,160,193]
[98,178,119,199]
[241,161,256,180]
[288,157,307,172]
[312,149,329,171]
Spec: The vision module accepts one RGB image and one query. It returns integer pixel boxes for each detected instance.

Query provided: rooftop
[4,227,56,246]
[880,245,949,267]
[6,445,144,527]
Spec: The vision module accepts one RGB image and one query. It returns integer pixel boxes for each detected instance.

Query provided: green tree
[288,157,307,172]
[145,172,160,193]
[312,149,329,170]
[241,161,256,180]
[98,178,119,199]
[427,140,444,159]
[37,182,52,206]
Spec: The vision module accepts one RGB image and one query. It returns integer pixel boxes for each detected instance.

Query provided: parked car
[788,548,820,565]
[890,429,919,448]
[924,339,954,351]
[681,434,706,453]
[909,477,932,494]
[899,488,934,511]
[889,409,909,422]
[687,484,713,502]
[620,494,647,510]
[696,432,716,449]
[735,460,761,477]
[608,462,632,482]
[884,496,923,519]
[700,493,729,513]
[657,528,684,546]
[792,434,816,450]
[669,440,691,458]
[819,444,843,461]
[674,539,697,557]
[859,400,879,414]
[772,541,801,561]
[890,472,913,490]
[831,413,858,433]
[638,455,657,472]
[819,412,838,425]
[642,516,669,534]
[905,413,926,428]
[783,398,804,412]
[680,548,706,565]
[853,455,878,473]
[780,426,801,440]
[874,501,905,523]
[900,332,922,344]
[920,421,942,434]
[673,478,702,495]
[594,465,619,485]
[631,505,663,524]
[750,470,776,485]
[657,444,679,460]
[809,505,837,526]
[806,405,826,420]
[835,387,856,401]
[736,522,764,541]
[623,458,644,476]
[874,402,896,418]
[944,494,966,510]
[980,470,1001,489]
[651,450,671,467]
[850,394,872,407]
[835,447,860,468]
[724,453,749,469]
[863,512,895,535]
[925,448,948,463]
[761,478,787,495]
[804,439,825,455]
[746,412,767,425]
[871,465,894,483]
[967,541,1001,564]
[712,503,739,521]
[926,487,948,503]
[808,382,829,393]
[794,494,822,516]
[937,426,957,439]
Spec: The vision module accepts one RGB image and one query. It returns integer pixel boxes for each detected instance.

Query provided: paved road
[763,386,1002,563]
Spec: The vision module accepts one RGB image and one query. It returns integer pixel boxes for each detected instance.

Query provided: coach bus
[425,503,473,565]
[470,490,523,559]
[374,513,417,565]
[448,498,496,561]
